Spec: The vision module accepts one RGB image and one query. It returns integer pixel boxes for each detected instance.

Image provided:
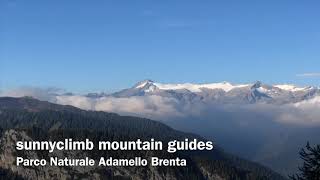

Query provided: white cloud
[2,87,320,126]
[0,87,62,102]
[55,95,184,119]
[55,95,94,110]
[282,96,320,125]
[296,73,320,77]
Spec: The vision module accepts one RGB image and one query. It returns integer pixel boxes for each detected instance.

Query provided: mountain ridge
[105,80,319,105]
[131,80,315,93]
[0,97,287,180]
[78,80,319,100]
[1,80,319,176]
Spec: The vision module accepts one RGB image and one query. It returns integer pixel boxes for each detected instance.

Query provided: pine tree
[290,142,320,180]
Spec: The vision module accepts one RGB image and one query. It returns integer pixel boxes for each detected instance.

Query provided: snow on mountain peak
[134,80,250,92]
[133,80,315,93]
[152,81,249,93]
[134,80,154,89]
[274,84,307,92]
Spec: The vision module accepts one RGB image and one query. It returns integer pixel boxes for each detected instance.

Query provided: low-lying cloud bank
[2,87,319,175]
[55,95,184,118]
[0,87,62,102]
[1,87,320,126]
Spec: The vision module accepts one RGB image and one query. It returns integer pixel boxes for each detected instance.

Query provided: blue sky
[1,0,320,93]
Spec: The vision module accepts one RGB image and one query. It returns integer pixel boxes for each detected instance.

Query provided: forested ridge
[0,97,286,180]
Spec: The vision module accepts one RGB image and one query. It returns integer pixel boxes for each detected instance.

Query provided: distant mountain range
[87,80,319,104]
[0,97,287,180]
[1,80,319,176]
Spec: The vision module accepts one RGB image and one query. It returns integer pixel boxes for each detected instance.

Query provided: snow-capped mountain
[4,80,317,176]
[102,80,319,105]
[136,80,314,94]
[3,79,319,176]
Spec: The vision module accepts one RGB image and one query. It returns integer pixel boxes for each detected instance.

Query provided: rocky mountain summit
[78,80,319,106]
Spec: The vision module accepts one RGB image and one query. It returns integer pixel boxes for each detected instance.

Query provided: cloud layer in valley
[1,86,320,175]
[1,86,320,126]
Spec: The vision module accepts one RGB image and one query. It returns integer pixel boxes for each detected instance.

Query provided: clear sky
[1,0,320,93]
